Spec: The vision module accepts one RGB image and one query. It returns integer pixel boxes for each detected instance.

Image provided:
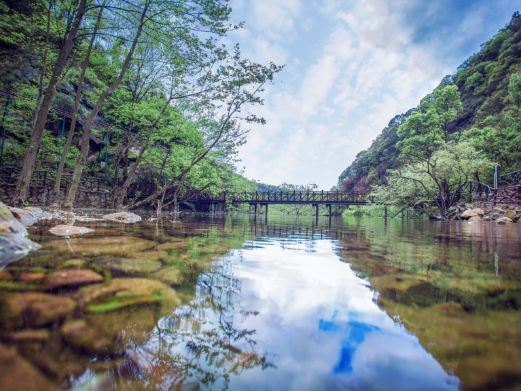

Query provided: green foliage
[508,72,521,105]
[372,142,492,214]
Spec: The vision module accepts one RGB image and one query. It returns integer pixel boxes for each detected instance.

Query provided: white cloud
[233,0,514,188]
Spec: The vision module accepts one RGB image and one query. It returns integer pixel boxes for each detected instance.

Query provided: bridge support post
[384,205,388,219]
[264,204,268,223]
[312,204,319,224]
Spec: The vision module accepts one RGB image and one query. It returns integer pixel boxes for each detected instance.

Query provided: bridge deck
[184,191,368,205]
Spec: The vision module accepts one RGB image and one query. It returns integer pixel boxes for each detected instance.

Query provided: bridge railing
[184,190,366,203]
[499,170,521,187]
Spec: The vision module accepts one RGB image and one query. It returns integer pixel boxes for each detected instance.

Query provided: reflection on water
[144,237,458,390]
[0,216,520,390]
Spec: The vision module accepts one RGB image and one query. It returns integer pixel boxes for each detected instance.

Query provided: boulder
[460,209,480,219]
[490,213,503,220]
[505,209,517,219]
[46,269,104,290]
[103,212,142,224]
[468,215,481,222]
[0,343,59,390]
[0,292,76,328]
[496,216,512,225]
[48,224,94,237]
[0,202,40,267]
[8,207,39,227]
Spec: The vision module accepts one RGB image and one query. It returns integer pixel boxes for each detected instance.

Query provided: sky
[228,0,520,189]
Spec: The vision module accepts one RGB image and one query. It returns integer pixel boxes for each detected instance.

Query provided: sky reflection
[145,233,459,390]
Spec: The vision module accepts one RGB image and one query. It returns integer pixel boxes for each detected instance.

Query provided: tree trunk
[113,144,148,210]
[12,0,88,205]
[63,1,150,209]
[53,3,105,203]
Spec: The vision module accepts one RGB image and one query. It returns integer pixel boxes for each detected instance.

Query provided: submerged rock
[0,343,59,390]
[0,292,76,328]
[103,212,142,224]
[60,319,113,354]
[98,257,162,276]
[75,278,180,314]
[49,224,94,237]
[46,236,155,256]
[0,201,40,267]
[153,267,184,286]
[19,272,46,283]
[46,269,104,290]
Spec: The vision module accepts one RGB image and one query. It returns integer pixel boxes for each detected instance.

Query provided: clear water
[1,215,520,390]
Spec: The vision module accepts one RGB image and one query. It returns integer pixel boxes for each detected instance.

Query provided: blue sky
[229,0,520,189]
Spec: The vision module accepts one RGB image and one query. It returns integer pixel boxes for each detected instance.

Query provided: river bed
[0,215,520,390]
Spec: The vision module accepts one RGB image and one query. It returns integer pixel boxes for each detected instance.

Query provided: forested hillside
[0,0,279,212]
[339,12,521,197]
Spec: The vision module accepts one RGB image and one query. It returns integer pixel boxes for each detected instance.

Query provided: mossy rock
[76,278,180,314]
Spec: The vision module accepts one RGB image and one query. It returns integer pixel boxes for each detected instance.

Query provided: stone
[75,278,180,314]
[46,236,155,256]
[103,212,142,224]
[468,215,481,222]
[504,209,517,219]
[19,272,46,283]
[8,207,39,227]
[460,209,479,219]
[49,224,94,237]
[0,343,59,390]
[0,292,76,328]
[496,216,512,224]
[490,213,503,220]
[98,257,162,276]
[512,214,520,223]
[0,202,40,267]
[46,269,104,290]
[60,319,113,354]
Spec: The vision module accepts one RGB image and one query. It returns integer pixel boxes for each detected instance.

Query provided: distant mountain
[339,12,521,194]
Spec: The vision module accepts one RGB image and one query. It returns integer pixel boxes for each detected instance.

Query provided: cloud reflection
[146,234,459,390]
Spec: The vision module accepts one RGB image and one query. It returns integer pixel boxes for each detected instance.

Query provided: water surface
[0,215,520,390]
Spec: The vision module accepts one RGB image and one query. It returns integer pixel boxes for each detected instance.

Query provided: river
[1,215,520,390]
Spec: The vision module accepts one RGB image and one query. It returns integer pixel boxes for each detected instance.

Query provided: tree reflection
[135,253,274,389]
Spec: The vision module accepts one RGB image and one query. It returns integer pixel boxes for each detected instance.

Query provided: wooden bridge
[184,190,368,221]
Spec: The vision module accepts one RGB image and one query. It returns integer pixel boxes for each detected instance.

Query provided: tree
[373,142,492,216]
[129,47,282,211]
[12,0,90,205]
